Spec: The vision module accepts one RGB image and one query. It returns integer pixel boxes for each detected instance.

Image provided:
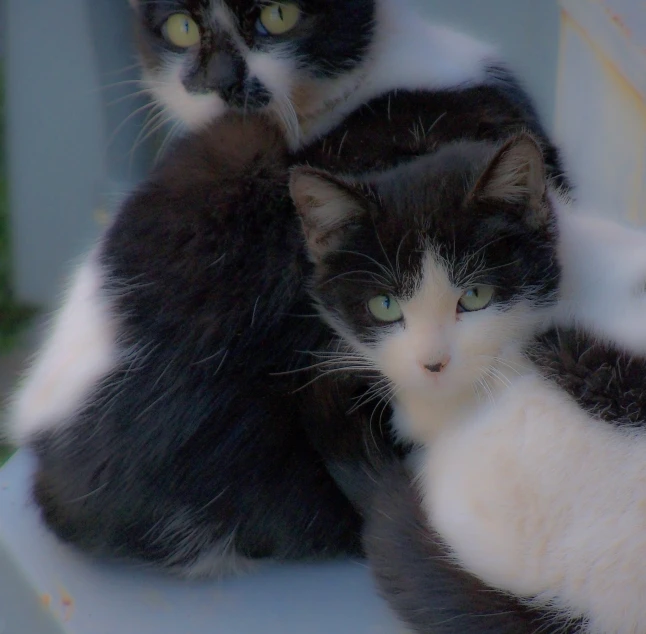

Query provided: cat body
[294,135,646,633]
[10,0,573,576]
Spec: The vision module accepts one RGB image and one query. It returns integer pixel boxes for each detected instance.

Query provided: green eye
[368,295,403,323]
[458,285,495,312]
[257,2,301,35]
[163,13,200,48]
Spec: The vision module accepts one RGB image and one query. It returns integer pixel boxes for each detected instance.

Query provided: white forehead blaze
[377,253,459,391]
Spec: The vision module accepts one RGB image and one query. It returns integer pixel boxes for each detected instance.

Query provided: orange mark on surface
[604,6,633,40]
[40,594,52,609]
[59,588,75,621]
[562,11,646,103]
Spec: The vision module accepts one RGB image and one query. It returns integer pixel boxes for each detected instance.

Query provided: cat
[293,133,646,633]
[9,0,646,590]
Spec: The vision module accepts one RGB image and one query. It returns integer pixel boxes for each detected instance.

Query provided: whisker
[106,100,158,149]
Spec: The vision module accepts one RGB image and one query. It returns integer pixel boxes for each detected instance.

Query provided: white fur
[552,197,646,354]
[418,372,646,634]
[9,256,118,443]
[349,253,543,443]
[158,510,255,579]
[143,61,226,133]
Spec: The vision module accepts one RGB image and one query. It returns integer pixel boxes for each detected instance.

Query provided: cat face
[291,135,560,400]
[130,0,375,132]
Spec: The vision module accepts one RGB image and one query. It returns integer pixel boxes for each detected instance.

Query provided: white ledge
[0,451,399,634]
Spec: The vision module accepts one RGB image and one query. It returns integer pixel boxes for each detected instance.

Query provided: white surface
[0,451,401,634]
[556,0,646,225]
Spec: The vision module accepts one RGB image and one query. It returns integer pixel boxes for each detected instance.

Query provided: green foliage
[0,64,38,353]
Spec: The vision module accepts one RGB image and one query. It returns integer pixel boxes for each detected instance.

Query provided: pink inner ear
[476,136,546,204]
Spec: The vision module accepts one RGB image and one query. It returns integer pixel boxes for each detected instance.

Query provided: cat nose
[423,356,450,373]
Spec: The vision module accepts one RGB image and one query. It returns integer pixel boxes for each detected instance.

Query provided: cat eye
[368,295,403,323]
[163,13,201,48]
[257,2,301,36]
[458,285,495,312]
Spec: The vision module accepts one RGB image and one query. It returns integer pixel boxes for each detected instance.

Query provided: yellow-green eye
[257,2,301,35]
[163,13,200,48]
[458,285,495,312]
[368,295,403,323]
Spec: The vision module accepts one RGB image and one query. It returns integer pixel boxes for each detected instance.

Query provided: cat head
[290,134,560,399]
[130,1,375,137]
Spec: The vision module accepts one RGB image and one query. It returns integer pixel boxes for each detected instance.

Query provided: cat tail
[364,459,582,634]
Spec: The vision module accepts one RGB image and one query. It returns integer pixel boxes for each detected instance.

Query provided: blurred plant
[0,64,38,353]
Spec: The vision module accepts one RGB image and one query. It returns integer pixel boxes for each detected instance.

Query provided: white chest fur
[410,372,646,633]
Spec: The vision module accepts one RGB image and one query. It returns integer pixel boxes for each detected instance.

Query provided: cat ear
[290,167,367,262]
[471,133,547,210]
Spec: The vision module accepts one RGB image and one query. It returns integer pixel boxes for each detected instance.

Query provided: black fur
[529,328,646,426]
[297,68,569,189]
[31,116,363,568]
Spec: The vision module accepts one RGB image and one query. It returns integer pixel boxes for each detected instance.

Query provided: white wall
[414,0,561,130]
[6,0,154,306]
[556,0,646,224]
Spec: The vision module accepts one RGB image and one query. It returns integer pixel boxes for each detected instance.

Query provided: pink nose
[423,356,450,373]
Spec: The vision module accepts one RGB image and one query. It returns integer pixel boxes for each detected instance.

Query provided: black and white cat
[9,0,646,586]
[293,133,646,634]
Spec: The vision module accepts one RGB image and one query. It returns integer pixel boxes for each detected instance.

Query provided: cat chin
[8,255,118,444]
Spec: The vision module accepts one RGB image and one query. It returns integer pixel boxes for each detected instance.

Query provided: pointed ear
[289,167,367,263]
[472,134,547,208]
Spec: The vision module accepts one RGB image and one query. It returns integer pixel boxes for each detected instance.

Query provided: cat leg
[8,253,119,444]
[553,206,646,354]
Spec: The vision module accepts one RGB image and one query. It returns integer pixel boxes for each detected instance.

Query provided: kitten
[293,134,646,634]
